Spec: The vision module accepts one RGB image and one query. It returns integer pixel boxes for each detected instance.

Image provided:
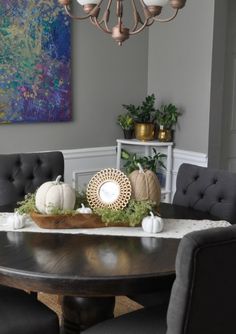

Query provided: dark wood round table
[0,203,216,333]
[0,232,180,296]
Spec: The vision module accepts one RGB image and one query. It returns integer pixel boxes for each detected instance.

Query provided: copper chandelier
[59,0,187,45]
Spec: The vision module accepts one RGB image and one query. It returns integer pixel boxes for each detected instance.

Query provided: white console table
[116,139,173,203]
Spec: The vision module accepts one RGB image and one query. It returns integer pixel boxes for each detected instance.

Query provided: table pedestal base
[62,296,115,334]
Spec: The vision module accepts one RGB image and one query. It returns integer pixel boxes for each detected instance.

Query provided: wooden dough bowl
[30,212,130,229]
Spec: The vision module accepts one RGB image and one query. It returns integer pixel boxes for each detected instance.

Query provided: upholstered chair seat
[0,285,59,334]
[128,163,236,308]
[84,224,236,334]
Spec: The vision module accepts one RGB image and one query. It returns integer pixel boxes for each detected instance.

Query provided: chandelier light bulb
[59,0,187,45]
[143,0,169,16]
[76,0,100,13]
[143,0,169,6]
[76,0,100,4]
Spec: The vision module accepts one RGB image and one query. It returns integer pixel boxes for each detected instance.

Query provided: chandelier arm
[145,17,156,27]
[102,0,112,32]
[129,17,153,36]
[92,0,112,32]
[131,0,144,32]
[90,16,112,34]
[153,9,179,22]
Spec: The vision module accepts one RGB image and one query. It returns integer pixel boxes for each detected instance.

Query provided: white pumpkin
[76,203,92,214]
[7,212,27,230]
[142,211,164,233]
[35,175,76,214]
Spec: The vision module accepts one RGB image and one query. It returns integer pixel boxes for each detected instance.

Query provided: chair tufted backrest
[167,224,236,334]
[0,151,64,212]
[173,163,236,224]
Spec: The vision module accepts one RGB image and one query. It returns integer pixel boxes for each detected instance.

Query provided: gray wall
[1,1,228,159]
[148,0,215,154]
[0,17,148,153]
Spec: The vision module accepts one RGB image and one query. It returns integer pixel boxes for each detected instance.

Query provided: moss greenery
[94,199,155,227]
[17,193,37,215]
[16,191,156,227]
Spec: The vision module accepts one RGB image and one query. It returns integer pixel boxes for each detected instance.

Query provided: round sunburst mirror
[86,168,131,210]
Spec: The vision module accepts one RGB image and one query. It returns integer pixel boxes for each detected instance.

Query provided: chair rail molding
[61,146,208,196]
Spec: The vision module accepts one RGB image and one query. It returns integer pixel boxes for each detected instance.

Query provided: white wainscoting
[61,146,208,198]
[171,148,208,199]
[61,147,116,190]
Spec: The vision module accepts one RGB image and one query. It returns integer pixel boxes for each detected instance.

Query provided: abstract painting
[0,1,71,123]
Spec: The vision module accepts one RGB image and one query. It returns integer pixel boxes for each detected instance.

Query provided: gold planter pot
[134,123,155,141]
[158,128,172,142]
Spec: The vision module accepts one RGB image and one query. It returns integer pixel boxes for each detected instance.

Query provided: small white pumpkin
[76,203,92,214]
[142,211,164,233]
[7,212,27,230]
[35,175,76,214]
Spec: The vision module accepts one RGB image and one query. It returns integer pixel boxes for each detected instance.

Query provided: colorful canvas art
[0,1,71,123]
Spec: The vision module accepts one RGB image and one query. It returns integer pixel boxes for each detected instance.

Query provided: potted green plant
[121,148,166,174]
[117,112,134,139]
[155,103,181,142]
[122,94,157,141]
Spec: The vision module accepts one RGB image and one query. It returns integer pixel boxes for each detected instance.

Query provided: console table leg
[62,296,115,334]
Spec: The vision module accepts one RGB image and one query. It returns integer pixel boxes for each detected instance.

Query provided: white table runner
[0,213,231,239]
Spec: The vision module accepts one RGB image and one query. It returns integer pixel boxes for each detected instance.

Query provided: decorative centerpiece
[17,170,158,229]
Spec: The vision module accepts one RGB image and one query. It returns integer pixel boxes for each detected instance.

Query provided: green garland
[94,199,155,227]
[17,193,37,215]
[16,192,156,227]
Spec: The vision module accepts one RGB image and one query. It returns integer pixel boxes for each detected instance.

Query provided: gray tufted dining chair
[0,285,59,334]
[0,151,115,334]
[0,151,64,334]
[84,224,236,334]
[129,163,236,308]
[173,163,236,224]
[0,151,64,212]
